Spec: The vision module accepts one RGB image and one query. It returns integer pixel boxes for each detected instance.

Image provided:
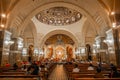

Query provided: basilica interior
[0,0,120,80]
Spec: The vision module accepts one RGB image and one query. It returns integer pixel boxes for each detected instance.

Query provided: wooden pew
[68,71,110,74]
[0,78,37,80]
[74,78,120,80]
[1,72,25,75]
[68,73,109,80]
[0,75,41,80]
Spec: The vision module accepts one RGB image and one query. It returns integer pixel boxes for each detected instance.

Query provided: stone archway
[15,1,102,38]
[39,29,79,48]
[43,33,76,61]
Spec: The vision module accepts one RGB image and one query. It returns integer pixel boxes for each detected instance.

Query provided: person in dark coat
[31,63,39,75]
[13,63,18,70]
[94,67,104,78]
[109,66,120,78]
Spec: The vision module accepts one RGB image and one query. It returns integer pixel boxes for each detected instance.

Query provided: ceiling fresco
[45,34,74,45]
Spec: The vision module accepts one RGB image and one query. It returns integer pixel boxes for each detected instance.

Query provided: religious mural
[45,34,74,45]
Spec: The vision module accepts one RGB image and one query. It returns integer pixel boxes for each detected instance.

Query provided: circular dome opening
[36,6,82,26]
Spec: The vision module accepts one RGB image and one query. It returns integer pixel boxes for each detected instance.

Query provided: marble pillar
[0,30,13,66]
[95,36,108,63]
[0,31,4,66]
[9,37,23,65]
[113,28,120,66]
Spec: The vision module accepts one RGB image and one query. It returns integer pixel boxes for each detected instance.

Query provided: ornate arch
[39,29,79,48]
[15,2,101,37]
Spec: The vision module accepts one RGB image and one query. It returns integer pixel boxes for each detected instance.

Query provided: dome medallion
[36,7,82,26]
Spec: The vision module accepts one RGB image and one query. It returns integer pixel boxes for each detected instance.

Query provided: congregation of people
[0,59,56,80]
[1,59,120,80]
[64,59,120,79]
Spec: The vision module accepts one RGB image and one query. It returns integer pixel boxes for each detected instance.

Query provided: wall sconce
[112,22,116,28]
[0,24,5,28]
[34,48,39,55]
[81,48,85,54]
[22,48,27,56]
[75,49,79,55]
[39,48,44,55]
[9,40,14,45]
[103,39,113,45]
[111,11,115,15]
[94,44,100,48]
[93,49,96,54]
[4,40,14,45]
[18,42,23,49]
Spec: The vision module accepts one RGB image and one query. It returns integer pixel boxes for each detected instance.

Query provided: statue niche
[47,47,53,59]
[66,46,73,61]
[86,44,92,61]
[28,45,34,62]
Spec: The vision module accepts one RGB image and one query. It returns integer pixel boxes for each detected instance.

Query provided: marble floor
[48,64,68,80]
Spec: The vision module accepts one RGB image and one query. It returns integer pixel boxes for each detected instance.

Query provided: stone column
[9,37,23,65]
[9,38,18,65]
[95,36,107,63]
[0,31,4,66]
[99,37,107,63]
[105,29,117,65]
[0,30,13,66]
[113,27,120,66]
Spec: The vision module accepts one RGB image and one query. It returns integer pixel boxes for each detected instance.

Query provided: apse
[44,34,75,60]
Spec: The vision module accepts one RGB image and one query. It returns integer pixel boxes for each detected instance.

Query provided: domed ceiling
[36,6,82,26]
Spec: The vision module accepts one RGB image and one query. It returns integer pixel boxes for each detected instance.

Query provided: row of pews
[64,63,120,80]
[0,63,56,80]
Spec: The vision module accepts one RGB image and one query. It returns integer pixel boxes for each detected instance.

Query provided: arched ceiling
[22,20,37,47]
[39,29,78,47]
[2,0,120,31]
[3,0,111,35]
[1,0,120,47]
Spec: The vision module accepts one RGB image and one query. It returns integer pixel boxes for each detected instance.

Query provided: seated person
[87,64,94,70]
[26,64,39,75]
[13,63,18,70]
[109,66,120,78]
[94,67,105,78]
[73,64,80,72]
[45,63,49,71]
[31,64,39,75]
[110,63,116,69]
[40,63,45,68]
[26,65,32,75]
[21,64,27,71]
[31,67,38,75]
[5,63,10,67]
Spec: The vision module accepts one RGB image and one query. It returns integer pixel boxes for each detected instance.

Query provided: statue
[47,47,53,58]
[86,44,92,61]
[28,45,34,62]
[66,46,73,61]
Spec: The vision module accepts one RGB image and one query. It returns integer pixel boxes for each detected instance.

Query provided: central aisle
[48,64,68,80]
